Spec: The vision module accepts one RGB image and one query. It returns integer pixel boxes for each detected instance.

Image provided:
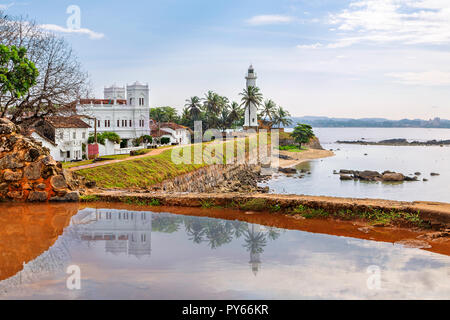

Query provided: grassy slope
[76,138,256,189]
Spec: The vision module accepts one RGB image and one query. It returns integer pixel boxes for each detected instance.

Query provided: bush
[160,137,171,145]
[88,132,121,145]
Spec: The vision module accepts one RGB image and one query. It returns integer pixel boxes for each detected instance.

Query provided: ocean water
[265,128,450,203]
[0,205,448,299]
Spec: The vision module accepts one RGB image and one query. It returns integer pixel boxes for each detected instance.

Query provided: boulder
[24,161,43,180]
[430,172,440,176]
[382,173,405,182]
[50,191,80,202]
[28,191,48,202]
[355,170,381,181]
[340,174,353,181]
[50,175,68,190]
[3,170,22,181]
[279,167,297,174]
[0,118,80,203]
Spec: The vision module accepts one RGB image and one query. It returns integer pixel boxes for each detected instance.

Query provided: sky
[2,0,450,119]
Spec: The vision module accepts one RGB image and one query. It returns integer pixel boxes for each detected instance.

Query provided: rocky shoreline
[334,169,440,182]
[337,138,450,146]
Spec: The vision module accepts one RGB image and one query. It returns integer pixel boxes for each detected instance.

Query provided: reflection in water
[73,209,152,258]
[0,205,448,299]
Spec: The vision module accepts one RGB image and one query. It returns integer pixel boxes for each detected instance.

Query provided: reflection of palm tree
[231,220,247,239]
[266,227,282,241]
[243,225,267,254]
[205,221,233,249]
[184,218,207,244]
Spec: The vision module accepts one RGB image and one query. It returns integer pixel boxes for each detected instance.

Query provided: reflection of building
[247,224,264,276]
[73,209,152,258]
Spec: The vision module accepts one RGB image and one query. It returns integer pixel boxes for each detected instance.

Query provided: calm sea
[265,128,450,203]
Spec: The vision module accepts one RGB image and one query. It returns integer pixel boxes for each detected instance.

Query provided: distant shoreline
[336,138,450,146]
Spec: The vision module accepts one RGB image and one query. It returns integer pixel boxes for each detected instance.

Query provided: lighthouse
[244,65,259,130]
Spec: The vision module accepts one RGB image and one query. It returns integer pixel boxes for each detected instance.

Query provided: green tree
[239,86,263,126]
[0,44,38,116]
[260,99,276,121]
[184,96,202,121]
[291,123,315,147]
[273,106,292,128]
[150,107,168,142]
[228,101,243,128]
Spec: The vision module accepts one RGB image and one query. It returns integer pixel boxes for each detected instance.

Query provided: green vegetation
[291,123,315,148]
[0,44,38,101]
[240,198,268,211]
[289,204,429,228]
[88,131,121,145]
[79,195,101,202]
[278,145,306,152]
[120,197,162,206]
[200,199,215,208]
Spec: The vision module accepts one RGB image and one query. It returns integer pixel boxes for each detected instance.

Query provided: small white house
[150,121,191,145]
[31,116,90,162]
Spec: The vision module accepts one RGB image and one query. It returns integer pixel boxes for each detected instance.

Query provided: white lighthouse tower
[244,65,259,130]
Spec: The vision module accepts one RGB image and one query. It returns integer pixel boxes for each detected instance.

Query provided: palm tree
[203,91,223,128]
[228,101,243,128]
[273,106,292,128]
[260,99,276,121]
[149,107,168,143]
[184,96,202,121]
[239,86,263,127]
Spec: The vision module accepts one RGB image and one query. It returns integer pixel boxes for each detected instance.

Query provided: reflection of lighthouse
[73,209,152,258]
[245,224,266,276]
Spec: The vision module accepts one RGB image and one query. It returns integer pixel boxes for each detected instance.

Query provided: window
[73,132,76,139]
[129,97,133,105]
[82,132,86,139]
[97,120,100,127]
[108,120,111,127]
[60,132,64,140]
[122,119,125,127]
[139,97,144,106]
[104,120,107,127]
[129,120,132,127]
[117,120,120,127]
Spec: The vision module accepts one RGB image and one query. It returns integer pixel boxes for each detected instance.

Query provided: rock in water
[0,118,79,202]
[382,172,405,182]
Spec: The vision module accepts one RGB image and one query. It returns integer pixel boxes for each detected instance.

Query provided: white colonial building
[76,82,151,148]
[150,120,192,145]
[31,116,90,162]
[244,65,259,130]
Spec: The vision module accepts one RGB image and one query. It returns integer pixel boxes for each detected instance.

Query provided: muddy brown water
[0,202,449,299]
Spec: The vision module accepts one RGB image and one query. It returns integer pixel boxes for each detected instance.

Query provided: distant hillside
[286,116,450,128]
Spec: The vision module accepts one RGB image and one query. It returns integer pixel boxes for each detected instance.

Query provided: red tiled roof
[78,99,128,105]
[150,121,189,131]
[150,128,172,138]
[45,116,91,129]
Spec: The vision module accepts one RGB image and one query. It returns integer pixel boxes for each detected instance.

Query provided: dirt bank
[85,192,450,231]
[278,149,335,168]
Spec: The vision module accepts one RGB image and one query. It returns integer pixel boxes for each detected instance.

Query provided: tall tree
[0,13,91,125]
[150,107,168,141]
[184,96,202,121]
[260,99,276,121]
[273,106,292,128]
[0,44,39,110]
[228,101,243,128]
[239,86,263,127]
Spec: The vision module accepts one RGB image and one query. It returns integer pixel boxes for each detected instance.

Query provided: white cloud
[386,70,450,86]
[328,0,450,47]
[39,24,104,40]
[0,3,14,10]
[297,42,323,49]
[246,15,294,26]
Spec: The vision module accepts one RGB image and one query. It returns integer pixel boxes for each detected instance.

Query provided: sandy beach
[278,149,335,168]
